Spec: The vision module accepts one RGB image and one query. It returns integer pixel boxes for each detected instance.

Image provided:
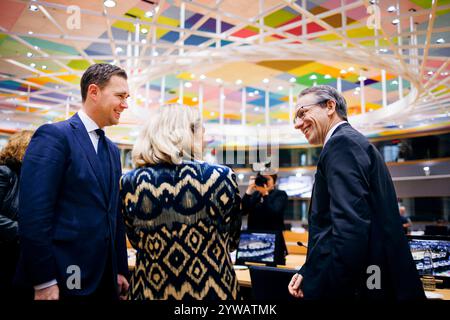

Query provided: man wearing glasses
[287,85,424,300]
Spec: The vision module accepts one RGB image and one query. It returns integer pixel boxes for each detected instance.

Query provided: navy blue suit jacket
[16,113,128,296]
[299,123,425,300]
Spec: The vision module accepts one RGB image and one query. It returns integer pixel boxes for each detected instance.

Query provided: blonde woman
[0,130,33,297]
[120,104,241,300]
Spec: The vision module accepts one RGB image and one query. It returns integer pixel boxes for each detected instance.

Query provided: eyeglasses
[293,99,328,124]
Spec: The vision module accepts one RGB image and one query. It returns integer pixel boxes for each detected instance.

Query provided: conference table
[127,250,450,300]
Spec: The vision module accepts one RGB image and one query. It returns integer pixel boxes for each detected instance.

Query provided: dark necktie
[95,128,111,193]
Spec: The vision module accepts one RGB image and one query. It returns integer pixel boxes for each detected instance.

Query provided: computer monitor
[235,230,285,266]
[407,235,450,288]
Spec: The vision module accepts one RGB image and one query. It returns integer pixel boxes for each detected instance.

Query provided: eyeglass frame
[292,99,329,124]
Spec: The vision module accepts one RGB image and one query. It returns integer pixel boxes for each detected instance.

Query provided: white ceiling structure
[0,0,449,146]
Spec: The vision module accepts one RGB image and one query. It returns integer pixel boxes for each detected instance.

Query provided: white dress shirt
[35,110,103,291]
[324,121,347,147]
[78,109,102,153]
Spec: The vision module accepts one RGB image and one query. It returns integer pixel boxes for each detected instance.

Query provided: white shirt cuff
[34,279,58,290]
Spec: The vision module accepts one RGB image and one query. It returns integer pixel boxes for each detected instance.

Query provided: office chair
[249,265,298,301]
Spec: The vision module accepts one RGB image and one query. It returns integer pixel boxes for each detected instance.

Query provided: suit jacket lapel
[104,138,117,210]
[69,114,109,205]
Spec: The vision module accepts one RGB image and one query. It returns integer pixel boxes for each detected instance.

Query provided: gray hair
[132,104,203,167]
[299,85,348,121]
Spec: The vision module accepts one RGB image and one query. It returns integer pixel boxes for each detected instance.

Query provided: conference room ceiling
[0,0,449,145]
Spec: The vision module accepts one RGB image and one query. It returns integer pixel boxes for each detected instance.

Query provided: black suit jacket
[299,123,425,300]
[16,113,128,296]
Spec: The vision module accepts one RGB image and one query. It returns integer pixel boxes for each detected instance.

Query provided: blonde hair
[0,130,34,166]
[132,104,203,167]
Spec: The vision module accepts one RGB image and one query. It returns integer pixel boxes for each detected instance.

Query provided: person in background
[399,206,412,234]
[0,130,33,299]
[288,85,424,300]
[242,173,288,232]
[121,104,242,300]
[16,64,129,300]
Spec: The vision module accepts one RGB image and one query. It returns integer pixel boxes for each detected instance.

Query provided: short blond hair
[0,130,34,166]
[132,104,203,167]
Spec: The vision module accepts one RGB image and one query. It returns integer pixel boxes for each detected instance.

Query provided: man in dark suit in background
[287,85,424,300]
[17,64,129,300]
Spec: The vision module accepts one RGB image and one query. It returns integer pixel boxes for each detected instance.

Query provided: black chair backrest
[425,225,448,236]
[249,265,298,300]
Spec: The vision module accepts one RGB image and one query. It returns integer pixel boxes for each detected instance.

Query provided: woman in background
[120,104,241,300]
[0,130,33,297]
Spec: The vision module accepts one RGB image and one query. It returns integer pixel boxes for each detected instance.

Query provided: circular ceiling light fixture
[289,77,296,83]
[103,0,116,8]
[387,6,396,12]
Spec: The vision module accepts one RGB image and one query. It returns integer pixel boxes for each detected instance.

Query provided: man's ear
[87,83,99,101]
[327,100,336,117]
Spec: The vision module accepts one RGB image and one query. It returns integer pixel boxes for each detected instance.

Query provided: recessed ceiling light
[235,79,242,85]
[262,78,269,83]
[324,74,331,79]
[200,74,206,80]
[192,97,198,102]
[145,11,154,18]
[392,19,400,25]
[289,77,296,83]
[28,31,33,35]
[42,65,47,70]
[427,71,433,75]
[436,38,445,44]
[29,4,39,12]
[115,47,123,53]
[27,52,33,57]
[184,82,192,88]
[141,28,148,34]
[215,78,222,83]
[103,0,116,8]
[387,6,396,12]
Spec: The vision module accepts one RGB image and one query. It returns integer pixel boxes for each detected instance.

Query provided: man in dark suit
[287,85,425,300]
[17,64,129,300]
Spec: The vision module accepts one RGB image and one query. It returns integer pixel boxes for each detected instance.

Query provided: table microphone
[297,241,308,248]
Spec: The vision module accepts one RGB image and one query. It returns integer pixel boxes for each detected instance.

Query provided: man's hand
[288,273,304,299]
[254,184,269,196]
[246,176,256,195]
[117,274,129,300]
[34,284,59,300]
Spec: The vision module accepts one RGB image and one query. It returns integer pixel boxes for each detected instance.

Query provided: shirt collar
[78,109,100,133]
[324,121,347,147]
